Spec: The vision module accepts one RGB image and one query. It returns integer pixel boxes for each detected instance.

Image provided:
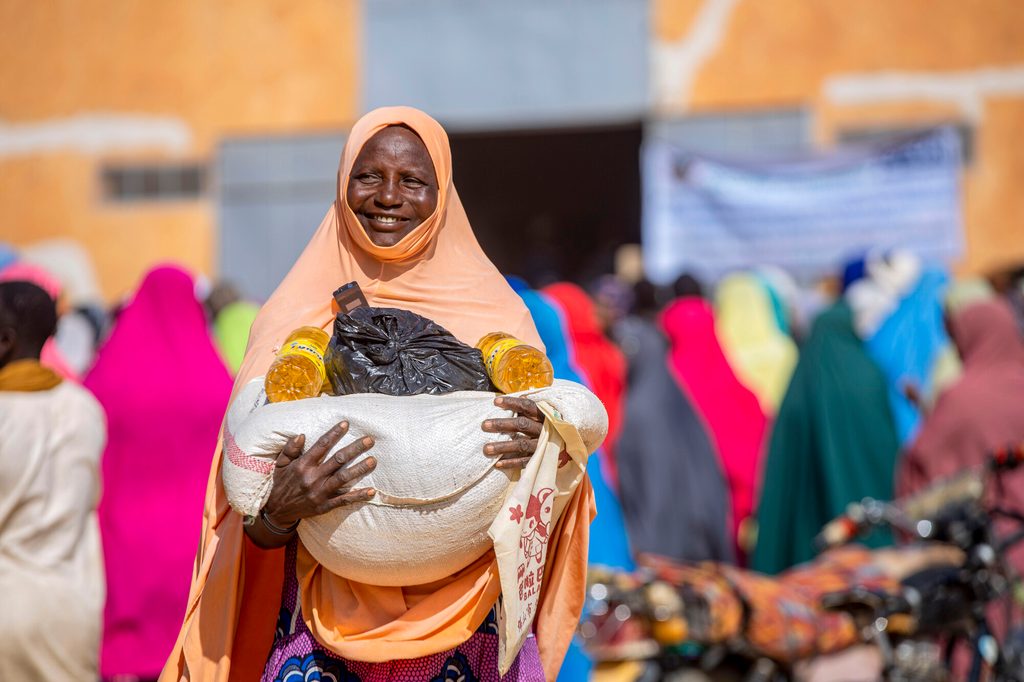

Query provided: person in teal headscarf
[752,300,900,574]
[507,276,633,681]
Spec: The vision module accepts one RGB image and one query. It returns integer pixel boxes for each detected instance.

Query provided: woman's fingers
[305,420,350,460]
[322,435,375,474]
[262,422,377,524]
[483,436,538,457]
[482,398,543,468]
[482,415,543,439]
[326,455,377,495]
[319,483,376,509]
[495,456,531,470]
[275,433,306,467]
[325,486,377,510]
[494,396,544,421]
[487,438,539,470]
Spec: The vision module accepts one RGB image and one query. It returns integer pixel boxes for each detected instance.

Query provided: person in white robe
[0,280,106,682]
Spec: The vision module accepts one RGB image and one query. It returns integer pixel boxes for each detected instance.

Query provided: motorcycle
[814,443,1024,681]
[578,443,1024,681]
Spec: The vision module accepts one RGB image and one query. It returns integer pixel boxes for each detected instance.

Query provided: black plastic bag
[325,306,495,396]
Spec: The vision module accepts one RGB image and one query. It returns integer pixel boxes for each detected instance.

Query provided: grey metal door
[217,133,347,302]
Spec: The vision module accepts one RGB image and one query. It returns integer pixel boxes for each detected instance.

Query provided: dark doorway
[449,123,642,287]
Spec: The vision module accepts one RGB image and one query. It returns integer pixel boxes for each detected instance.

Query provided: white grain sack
[221,379,606,587]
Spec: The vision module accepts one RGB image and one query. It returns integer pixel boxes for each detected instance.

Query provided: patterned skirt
[261,541,545,682]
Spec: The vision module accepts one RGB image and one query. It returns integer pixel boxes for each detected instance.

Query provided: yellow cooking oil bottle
[476,332,554,394]
[265,326,330,403]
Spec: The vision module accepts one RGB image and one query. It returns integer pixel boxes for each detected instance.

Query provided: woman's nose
[375,178,402,207]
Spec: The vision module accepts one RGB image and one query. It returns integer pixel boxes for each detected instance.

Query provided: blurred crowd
[2,237,1024,681]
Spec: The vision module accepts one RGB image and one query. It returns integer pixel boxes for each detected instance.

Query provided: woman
[926,278,995,403]
[845,252,949,445]
[897,299,1024,544]
[543,282,626,489]
[662,294,767,562]
[161,108,594,682]
[615,312,733,564]
[84,265,233,681]
[896,298,1024,682]
[753,301,899,574]
[713,272,797,415]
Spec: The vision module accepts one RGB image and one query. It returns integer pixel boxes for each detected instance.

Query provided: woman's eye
[403,177,424,187]
[356,173,379,183]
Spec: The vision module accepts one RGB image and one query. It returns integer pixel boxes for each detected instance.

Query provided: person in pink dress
[84,265,233,681]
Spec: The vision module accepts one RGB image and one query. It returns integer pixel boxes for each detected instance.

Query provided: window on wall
[837,124,975,165]
[101,163,208,202]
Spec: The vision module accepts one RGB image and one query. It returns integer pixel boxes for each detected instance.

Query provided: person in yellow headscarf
[714,271,798,414]
[160,107,594,682]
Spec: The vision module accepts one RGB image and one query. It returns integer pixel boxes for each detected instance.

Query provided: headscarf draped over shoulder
[161,107,589,682]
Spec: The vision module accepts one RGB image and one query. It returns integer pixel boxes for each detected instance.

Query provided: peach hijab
[161,107,593,682]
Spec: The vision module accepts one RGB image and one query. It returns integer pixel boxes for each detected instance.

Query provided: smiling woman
[160,107,596,682]
[347,125,440,247]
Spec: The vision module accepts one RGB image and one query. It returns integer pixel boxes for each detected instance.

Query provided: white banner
[642,129,964,283]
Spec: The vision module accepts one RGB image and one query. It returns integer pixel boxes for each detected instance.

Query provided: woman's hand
[245,420,377,549]
[482,396,545,470]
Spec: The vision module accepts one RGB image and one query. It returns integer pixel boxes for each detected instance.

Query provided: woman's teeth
[373,216,399,224]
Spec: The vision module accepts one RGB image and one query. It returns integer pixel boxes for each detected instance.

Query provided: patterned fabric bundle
[644,546,900,662]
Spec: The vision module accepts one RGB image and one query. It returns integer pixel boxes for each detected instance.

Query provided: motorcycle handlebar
[814,499,903,550]
[816,444,1024,551]
[989,443,1024,472]
[815,512,865,551]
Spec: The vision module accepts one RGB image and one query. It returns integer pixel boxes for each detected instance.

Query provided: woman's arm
[244,506,300,549]
[244,421,378,549]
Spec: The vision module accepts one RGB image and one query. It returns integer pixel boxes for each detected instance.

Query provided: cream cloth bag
[489,400,590,674]
[221,378,606,588]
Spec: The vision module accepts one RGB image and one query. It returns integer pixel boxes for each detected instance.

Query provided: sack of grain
[221,378,606,587]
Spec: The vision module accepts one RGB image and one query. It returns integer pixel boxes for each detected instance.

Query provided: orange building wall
[4,1,1021,296]
[653,0,1024,274]
[0,0,359,301]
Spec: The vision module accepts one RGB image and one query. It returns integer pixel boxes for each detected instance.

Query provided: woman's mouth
[364,214,408,231]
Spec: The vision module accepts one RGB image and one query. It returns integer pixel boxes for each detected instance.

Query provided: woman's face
[346,126,440,247]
